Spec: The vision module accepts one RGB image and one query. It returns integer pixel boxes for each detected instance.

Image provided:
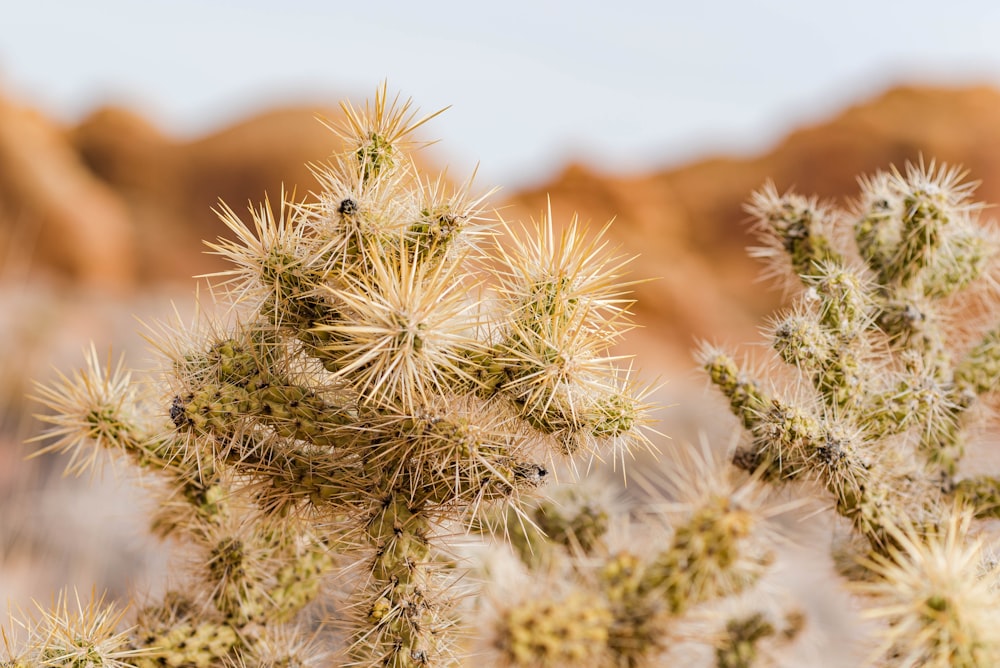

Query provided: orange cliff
[505,85,1000,363]
[3,84,1000,363]
[0,95,135,291]
[0,98,362,286]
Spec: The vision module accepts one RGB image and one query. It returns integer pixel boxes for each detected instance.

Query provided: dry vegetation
[3,86,1000,668]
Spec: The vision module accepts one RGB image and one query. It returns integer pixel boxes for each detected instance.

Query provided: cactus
[14,84,654,667]
[480,442,795,667]
[703,162,1000,666]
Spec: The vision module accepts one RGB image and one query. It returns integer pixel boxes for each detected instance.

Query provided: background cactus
[702,161,1000,665]
[477,441,807,667]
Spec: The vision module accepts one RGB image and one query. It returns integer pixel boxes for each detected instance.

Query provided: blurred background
[4,1,1000,662]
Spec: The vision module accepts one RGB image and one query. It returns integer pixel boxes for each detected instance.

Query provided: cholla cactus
[1,589,143,668]
[702,162,1000,665]
[16,84,654,667]
[858,510,1000,668]
[703,163,1000,545]
[483,444,796,667]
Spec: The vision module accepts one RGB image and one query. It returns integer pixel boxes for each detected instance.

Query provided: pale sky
[4,1,1000,189]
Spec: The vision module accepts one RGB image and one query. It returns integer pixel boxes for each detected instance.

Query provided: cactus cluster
[477,162,1000,668]
[9,85,653,667]
[479,443,804,667]
[703,162,1000,666]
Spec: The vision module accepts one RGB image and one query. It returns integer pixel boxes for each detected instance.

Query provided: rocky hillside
[504,85,1000,362]
[0,97,360,287]
[4,84,1000,364]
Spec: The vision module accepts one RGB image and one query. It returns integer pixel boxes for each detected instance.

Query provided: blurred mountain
[3,84,1000,363]
[503,84,1000,363]
[0,97,377,287]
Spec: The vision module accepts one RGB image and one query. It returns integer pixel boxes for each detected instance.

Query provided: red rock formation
[69,104,358,282]
[504,85,1000,363]
[0,96,135,290]
[3,83,1000,365]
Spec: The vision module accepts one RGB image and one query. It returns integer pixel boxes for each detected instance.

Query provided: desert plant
[702,162,1000,666]
[6,84,655,667]
[480,160,1000,667]
[481,443,803,667]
